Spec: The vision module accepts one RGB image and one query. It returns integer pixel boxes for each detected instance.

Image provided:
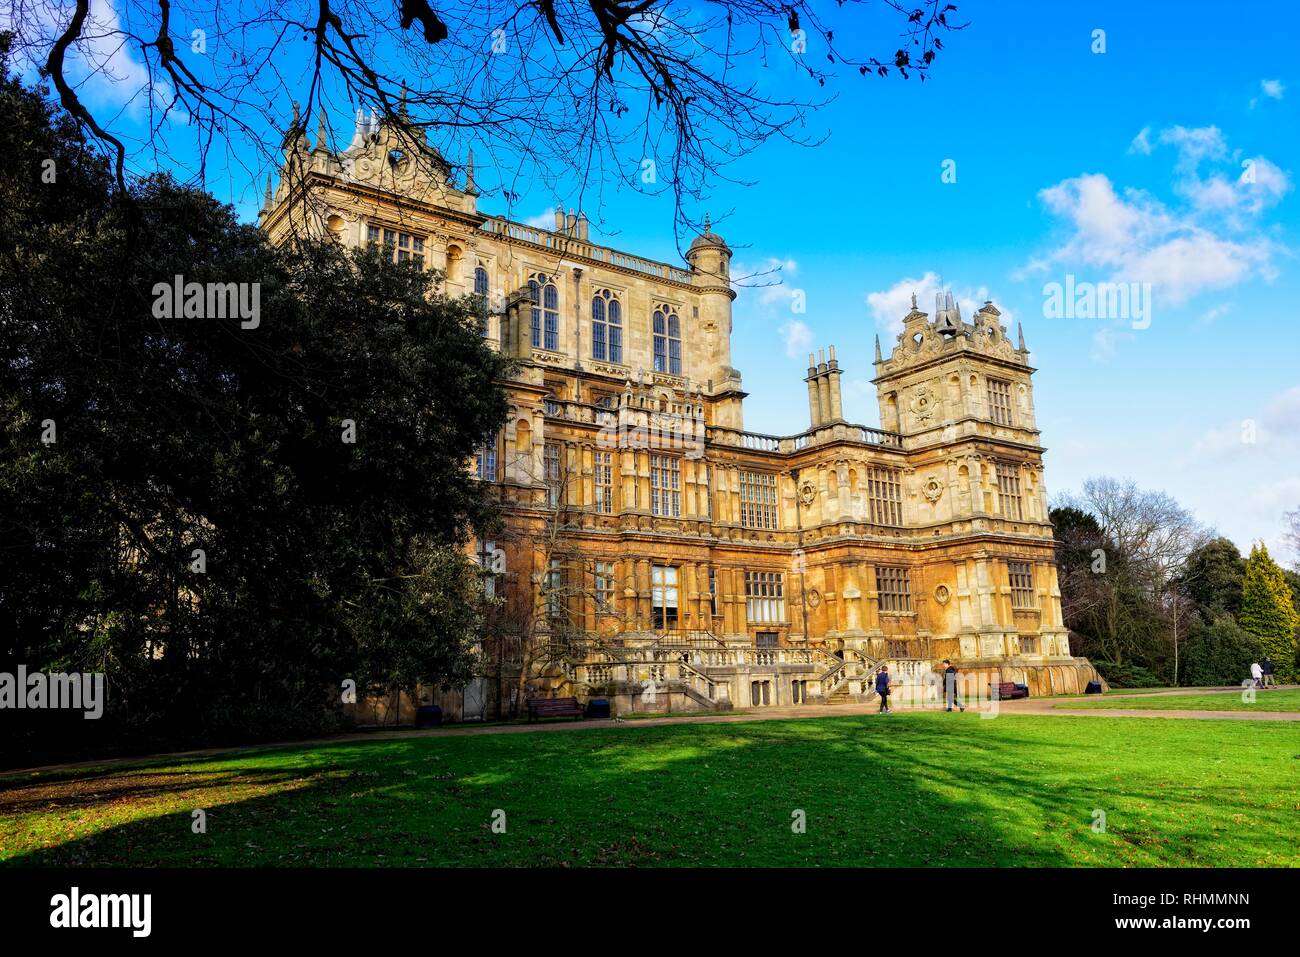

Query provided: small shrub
[1092,660,1162,688]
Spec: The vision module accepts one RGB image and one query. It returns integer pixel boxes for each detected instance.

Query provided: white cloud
[524,208,558,229]
[1158,125,1227,171]
[732,257,800,310]
[1128,126,1153,156]
[1198,302,1231,324]
[1028,125,1288,308]
[1192,385,1300,462]
[865,273,1014,344]
[865,271,941,335]
[778,319,814,359]
[1261,78,1285,100]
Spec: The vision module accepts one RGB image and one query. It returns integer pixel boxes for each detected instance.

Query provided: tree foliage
[1179,618,1262,688]
[1054,475,1300,686]
[0,50,510,764]
[1239,544,1300,681]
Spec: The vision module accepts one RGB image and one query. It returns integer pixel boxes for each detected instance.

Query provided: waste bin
[585,698,611,719]
[415,704,442,728]
[1084,681,1103,695]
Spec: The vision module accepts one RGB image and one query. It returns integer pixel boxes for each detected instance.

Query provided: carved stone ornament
[922,476,944,503]
[934,584,951,605]
[798,481,818,506]
[910,384,938,423]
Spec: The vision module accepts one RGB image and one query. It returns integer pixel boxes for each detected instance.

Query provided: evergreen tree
[0,47,511,764]
[1179,619,1262,687]
[1181,537,1246,620]
[1239,544,1300,682]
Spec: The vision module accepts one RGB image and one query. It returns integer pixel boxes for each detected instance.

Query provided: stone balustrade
[480,216,694,285]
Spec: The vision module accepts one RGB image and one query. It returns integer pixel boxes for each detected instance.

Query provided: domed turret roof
[688,214,729,252]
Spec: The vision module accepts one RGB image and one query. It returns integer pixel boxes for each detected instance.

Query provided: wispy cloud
[1250,78,1285,109]
[865,272,1012,339]
[778,319,814,359]
[1192,385,1300,462]
[1025,126,1288,310]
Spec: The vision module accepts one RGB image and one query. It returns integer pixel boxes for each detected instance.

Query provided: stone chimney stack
[805,345,845,427]
[826,345,844,421]
[806,353,823,426]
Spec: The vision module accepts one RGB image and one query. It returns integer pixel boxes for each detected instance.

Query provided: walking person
[1260,656,1275,689]
[1249,660,1263,689]
[875,666,892,714]
[942,659,965,712]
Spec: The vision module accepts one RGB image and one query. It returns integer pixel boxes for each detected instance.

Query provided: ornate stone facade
[263,110,1102,717]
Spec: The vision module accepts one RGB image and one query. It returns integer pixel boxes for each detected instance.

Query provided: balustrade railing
[480,217,693,285]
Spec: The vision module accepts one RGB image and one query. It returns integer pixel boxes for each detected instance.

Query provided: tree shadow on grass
[3,714,1294,867]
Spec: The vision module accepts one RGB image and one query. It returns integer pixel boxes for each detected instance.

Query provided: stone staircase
[814,647,879,705]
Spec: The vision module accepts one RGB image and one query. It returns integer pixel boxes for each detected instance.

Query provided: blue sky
[24,0,1298,560]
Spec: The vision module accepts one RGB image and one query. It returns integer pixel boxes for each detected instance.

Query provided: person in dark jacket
[942,659,965,712]
[875,666,892,714]
[1260,656,1275,688]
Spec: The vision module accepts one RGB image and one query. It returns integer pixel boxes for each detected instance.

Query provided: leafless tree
[482,448,635,716]
[1058,477,1211,672]
[5,0,962,246]
[1284,507,1300,569]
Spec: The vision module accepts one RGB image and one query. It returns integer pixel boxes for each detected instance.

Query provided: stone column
[637,559,652,630]
[805,356,823,427]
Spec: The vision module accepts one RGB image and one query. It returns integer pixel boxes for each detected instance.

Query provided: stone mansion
[261,108,1103,718]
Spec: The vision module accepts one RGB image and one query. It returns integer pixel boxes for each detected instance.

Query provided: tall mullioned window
[987,377,1014,426]
[739,471,779,529]
[708,566,718,617]
[866,466,904,526]
[530,273,559,351]
[1008,561,1036,609]
[474,265,490,336]
[595,561,616,612]
[651,565,679,629]
[996,462,1023,520]
[546,558,564,618]
[744,571,785,623]
[650,454,681,517]
[544,442,562,507]
[591,289,623,364]
[473,441,496,481]
[594,450,614,514]
[875,565,912,613]
[653,305,682,375]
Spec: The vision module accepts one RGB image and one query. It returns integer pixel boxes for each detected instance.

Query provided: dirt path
[4,687,1295,780]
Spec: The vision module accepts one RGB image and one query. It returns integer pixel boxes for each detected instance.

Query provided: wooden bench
[995,681,1030,700]
[526,696,585,722]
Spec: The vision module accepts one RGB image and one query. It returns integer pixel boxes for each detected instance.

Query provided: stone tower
[684,216,742,429]
[871,291,1067,664]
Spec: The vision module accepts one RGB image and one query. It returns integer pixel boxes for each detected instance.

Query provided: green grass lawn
[1057,690,1300,712]
[1,713,1296,867]
[1098,687,1180,695]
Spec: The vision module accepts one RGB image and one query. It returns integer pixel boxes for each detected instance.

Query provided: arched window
[591,289,623,363]
[653,305,681,374]
[529,273,559,351]
[474,265,490,337]
[608,297,622,364]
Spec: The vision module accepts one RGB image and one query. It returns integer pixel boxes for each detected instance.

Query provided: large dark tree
[1179,537,1246,621]
[0,45,510,764]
